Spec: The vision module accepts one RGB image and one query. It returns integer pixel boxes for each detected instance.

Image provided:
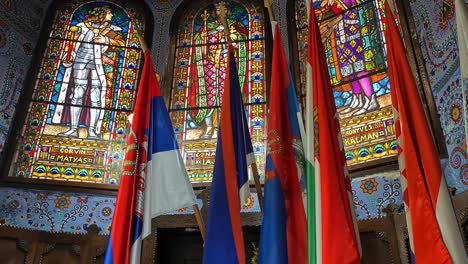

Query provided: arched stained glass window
[170,1,266,182]
[9,1,146,185]
[294,0,398,166]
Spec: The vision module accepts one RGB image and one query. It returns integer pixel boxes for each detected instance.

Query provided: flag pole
[193,204,206,241]
[137,33,149,52]
[217,2,264,211]
[251,163,264,210]
[264,0,276,22]
[137,32,206,242]
[216,2,233,46]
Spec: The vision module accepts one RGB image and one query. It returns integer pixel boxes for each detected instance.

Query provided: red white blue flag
[259,23,308,264]
[104,51,196,264]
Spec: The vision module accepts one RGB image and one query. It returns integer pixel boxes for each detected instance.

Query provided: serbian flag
[384,3,467,263]
[202,46,254,264]
[104,51,197,264]
[258,23,308,264]
[306,4,361,264]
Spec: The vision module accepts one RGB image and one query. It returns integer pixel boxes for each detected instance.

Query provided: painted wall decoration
[295,0,397,167]
[0,187,116,234]
[0,175,402,234]
[409,0,467,193]
[9,1,146,185]
[0,24,31,155]
[0,187,204,234]
[351,173,403,220]
[169,1,267,182]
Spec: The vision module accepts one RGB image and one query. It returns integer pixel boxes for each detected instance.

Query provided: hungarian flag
[202,46,255,264]
[384,2,467,263]
[259,22,308,264]
[104,51,197,264]
[306,4,361,264]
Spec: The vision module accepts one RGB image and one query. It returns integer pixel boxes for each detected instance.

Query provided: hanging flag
[203,46,254,264]
[307,4,361,264]
[259,23,308,264]
[384,3,467,263]
[104,51,197,264]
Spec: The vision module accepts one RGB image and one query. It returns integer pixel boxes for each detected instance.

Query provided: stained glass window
[9,1,145,184]
[295,0,397,166]
[170,1,266,182]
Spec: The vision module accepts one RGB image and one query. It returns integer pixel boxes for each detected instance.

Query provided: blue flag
[203,46,254,264]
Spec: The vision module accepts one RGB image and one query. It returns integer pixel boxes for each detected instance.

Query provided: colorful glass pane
[10,1,145,184]
[170,1,266,182]
[296,0,397,166]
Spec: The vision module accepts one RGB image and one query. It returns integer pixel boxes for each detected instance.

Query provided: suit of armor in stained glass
[11,1,145,184]
[58,6,125,139]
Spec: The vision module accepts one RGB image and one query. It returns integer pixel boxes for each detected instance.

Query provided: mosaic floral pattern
[0,187,116,234]
[352,174,403,220]
[0,187,205,234]
[0,175,403,234]
[409,0,467,193]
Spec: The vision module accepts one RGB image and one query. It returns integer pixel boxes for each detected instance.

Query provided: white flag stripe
[435,178,468,263]
[144,148,197,238]
[130,238,142,264]
[239,181,250,207]
[404,206,415,255]
[246,152,256,166]
[305,64,314,163]
[314,159,322,264]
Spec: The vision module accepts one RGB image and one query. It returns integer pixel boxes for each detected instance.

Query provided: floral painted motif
[54,194,71,209]
[360,178,379,195]
[0,187,115,234]
[242,194,256,210]
[352,174,403,220]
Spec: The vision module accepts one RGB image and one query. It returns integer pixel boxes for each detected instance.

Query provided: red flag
[384,2,467,263]
[104,51,152,264]
[267,24,308,264]
[307,4,361,264]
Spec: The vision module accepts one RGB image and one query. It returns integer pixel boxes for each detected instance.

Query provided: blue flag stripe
[259,155,288,264]
[203,134,239,264]
[150,96,180,154]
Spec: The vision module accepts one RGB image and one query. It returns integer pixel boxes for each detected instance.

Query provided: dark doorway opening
[157,226,260,264]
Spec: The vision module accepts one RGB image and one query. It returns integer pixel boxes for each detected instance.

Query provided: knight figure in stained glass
[55,6,125,139]
[10,1,145,184]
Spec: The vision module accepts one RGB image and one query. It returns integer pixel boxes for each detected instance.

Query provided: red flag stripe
[221,46,245,264]
[108,51,152,264]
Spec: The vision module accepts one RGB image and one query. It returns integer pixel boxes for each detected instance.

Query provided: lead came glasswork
[10,1,145,184]
[170,1,266,182]
[296,0,397,165]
